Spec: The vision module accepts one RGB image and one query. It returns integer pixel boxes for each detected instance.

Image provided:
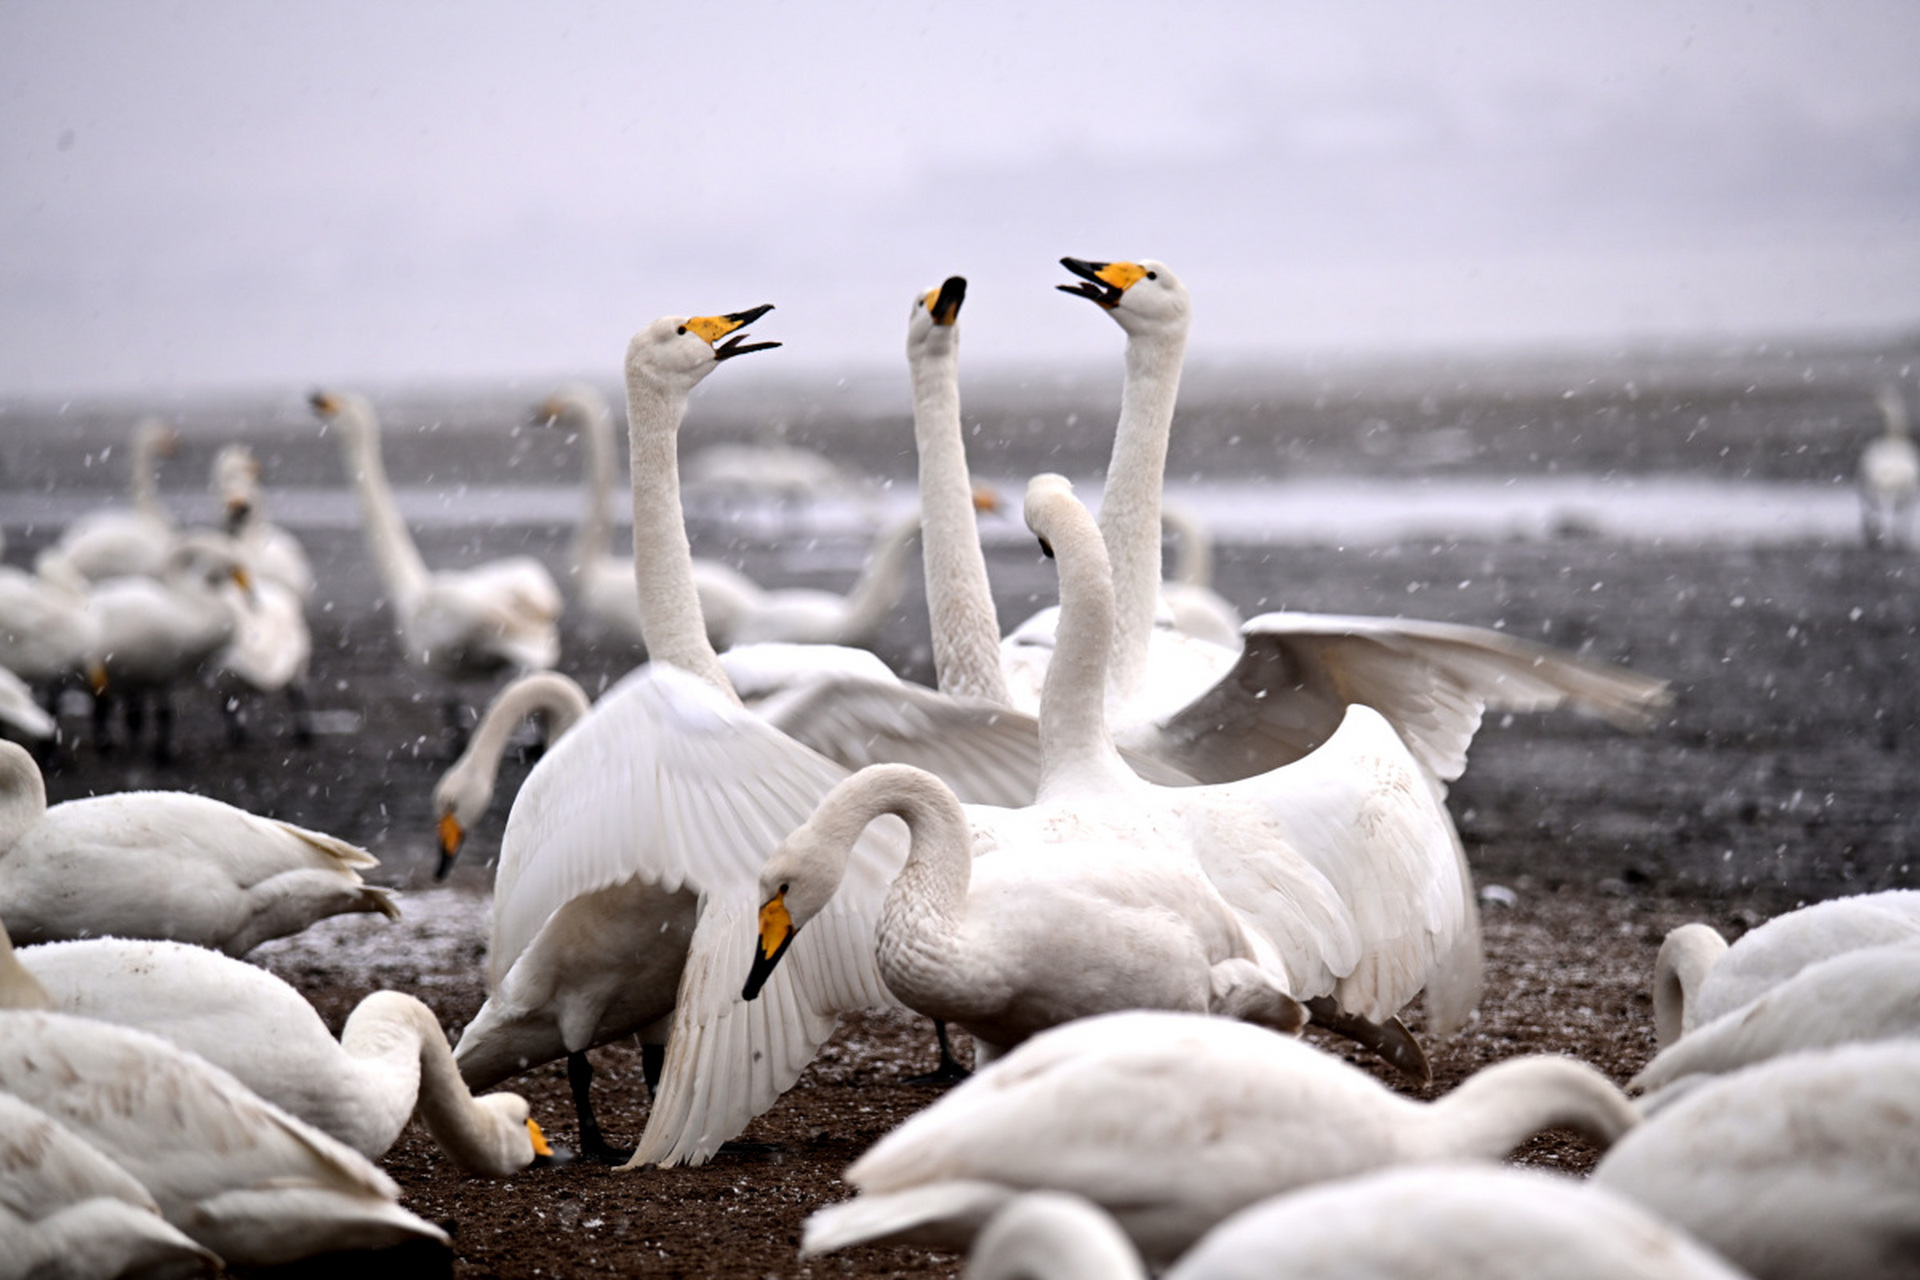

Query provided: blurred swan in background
[0,1006,448,1268]
[964,1171,1748,1280]
[1158,499,1243,649]
[0,739,397,955]
[211,442,314,601]
[802,1009,1638,1266]
[1859,382,1918,550]
[15,933,543,1174]
[312,388,563,682]
[1650,889,1920,1047]
[39,418,180,584]
[1595,1039,1920,1280]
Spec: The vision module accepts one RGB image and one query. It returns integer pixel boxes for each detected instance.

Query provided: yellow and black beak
[971,484,1001,515]
[1057,257,1148,310]
[926,276,967,326]
[742,890,797,1000]
[308,389,340,416]
[683,304,781,361]
[435,812,464,880]
[87,660,109,696]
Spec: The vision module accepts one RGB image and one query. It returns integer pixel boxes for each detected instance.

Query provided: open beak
[1056,257,1147,309]
[435,812,463,880]
[742,891,797,1000]
[685,304,781,361]
[928,276,967,326]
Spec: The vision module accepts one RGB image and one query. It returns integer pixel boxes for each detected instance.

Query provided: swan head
[308,387,377,439]
[741,819,844,1001]
[1057,257,1189,338]
[213,444,263,531]
[906,275,967,358]
[132,417,182,459]
[625,305,780,397]
[532,382,610,429]
[1022,472,1082,559]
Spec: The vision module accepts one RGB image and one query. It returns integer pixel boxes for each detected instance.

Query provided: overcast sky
[2,1,1916,397]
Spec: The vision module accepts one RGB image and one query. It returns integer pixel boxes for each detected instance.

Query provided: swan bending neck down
[802,1009,1638,1266]
[15,935,545,1175]
[434,670,593,877]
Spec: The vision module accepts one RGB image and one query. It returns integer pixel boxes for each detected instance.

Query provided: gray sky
[3,0,1917,397]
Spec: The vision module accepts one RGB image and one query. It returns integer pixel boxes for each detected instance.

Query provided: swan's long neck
[129,421,170,525]
[0,921,53,1011]
[0,746,49,859]
[1161,504,1212,587]
[452,672,593,803]
[911,337,1008,704]
[807,765,983,1018]
[340,991,530,1176]
[966,1192,1149,1280]
[335,410,431,608]
[1033,487,1135,801]
[1418,1055,1639,1161]
[1653,923,1729,1048]
[1101,327,1187,701]
[623,371,737,700]
[572,397,618,571]
[830,511,921,643]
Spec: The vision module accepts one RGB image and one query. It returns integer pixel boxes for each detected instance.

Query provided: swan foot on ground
[1304,997,1432,1085]
[567,1050,636,1165]
[903,1020,973,1086]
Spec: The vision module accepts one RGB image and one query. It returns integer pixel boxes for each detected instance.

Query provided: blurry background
[3,0,1916,399]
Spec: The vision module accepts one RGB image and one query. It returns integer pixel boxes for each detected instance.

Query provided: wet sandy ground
[5,346,1919,1276]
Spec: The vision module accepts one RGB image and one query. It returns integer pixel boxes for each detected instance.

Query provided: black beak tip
[434,851,457,881]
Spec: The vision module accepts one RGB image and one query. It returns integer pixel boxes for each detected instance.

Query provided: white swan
[751,471,1467,1074]
[0,548,103,697]
[16,934,544,1175]
[1860,382,1919,550]
[1594,1040,1920,1280]
[0,665,54,744]
[433,669,593,878]
[1651,889,1920,1047]
[1007,257,1672,788]
[212,442,315,601]
[311,389,563,680]
[1158,500,1243,649]
[801,1009,1638,1266]
[964,1172,1748,1280]
[41,418,180,584]
[0,1007,448,1268]
[0,1090,221,1280]
[0,739,397,954]
[1631,937,1920,1094]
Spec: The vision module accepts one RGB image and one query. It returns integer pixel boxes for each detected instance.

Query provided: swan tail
[274,821,381,871]
[186,1186,447,1267]
[801,1180,1016,1257]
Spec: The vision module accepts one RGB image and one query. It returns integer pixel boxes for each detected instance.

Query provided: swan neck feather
[1425,1055,1638,1160]
[1102,328,1187,700]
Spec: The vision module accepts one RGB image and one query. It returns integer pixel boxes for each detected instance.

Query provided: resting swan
[1595,1040,1920,1280]
[987,258,1673,789]
[0,1090,221,1280]
[1632,937,1920,1094]
[802,1009,1638,1266]
[311,388,563,680]
[41,418,180,583]
[13,933,545,1175]
[965,1173,1747,1280]
[0,1007,447,1268]
[1651,889,1920,1047]
[0,738,397,954]
[457,306,1047,1168]
[751,472,1467,1074]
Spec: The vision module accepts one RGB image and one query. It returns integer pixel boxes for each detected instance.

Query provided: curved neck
[1031,489,1134,801]
[0,921,53,1011]
[968,1194,1148,1280]
[911,338,1008,704]
[450,672,593,804]
[0,746,49,860]
[623,370,737,700]
[129,421,170,524]
[1422,1055,1638,1160]
[831,511,921,640]
[340,990,528,1175]
[334,410,431,606]
[573,396,618,568]
[1654,923,1728,1047]
[1160,503,1212,587]
[1101,328,1187,700]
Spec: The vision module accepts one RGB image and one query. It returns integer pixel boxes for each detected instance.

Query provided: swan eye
[778,882,789,894]
[676,325,687,335]
[1146,271,1158,280]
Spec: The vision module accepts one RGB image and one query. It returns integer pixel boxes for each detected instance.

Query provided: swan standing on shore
[0,1007,448,1268]
[963,1172,1748,1280]
[212,443,314,601]
[0,739,396,954]
[311,389,563,682]
[13,933,545,1174]
[1650,889,1920,1047]
[1595,1040,1920,1280]
[802,1009,1638,1265]
[41,418,180,584]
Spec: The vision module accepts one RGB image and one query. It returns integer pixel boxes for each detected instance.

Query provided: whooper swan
[1860,382,1919,550]
[965,1173,1748,1280]
[17,934,546,1175]
[1595,1040,1920,1280]
[0,1007,448,1268]
[212,442,315,601]
[0,739,397,955]
[802,1009,1637,1267]
[311,388,563,681]
[41,418,180,584]
[432,669,593,879]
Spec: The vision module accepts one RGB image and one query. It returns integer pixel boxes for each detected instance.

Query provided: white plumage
[41,418,180,584]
